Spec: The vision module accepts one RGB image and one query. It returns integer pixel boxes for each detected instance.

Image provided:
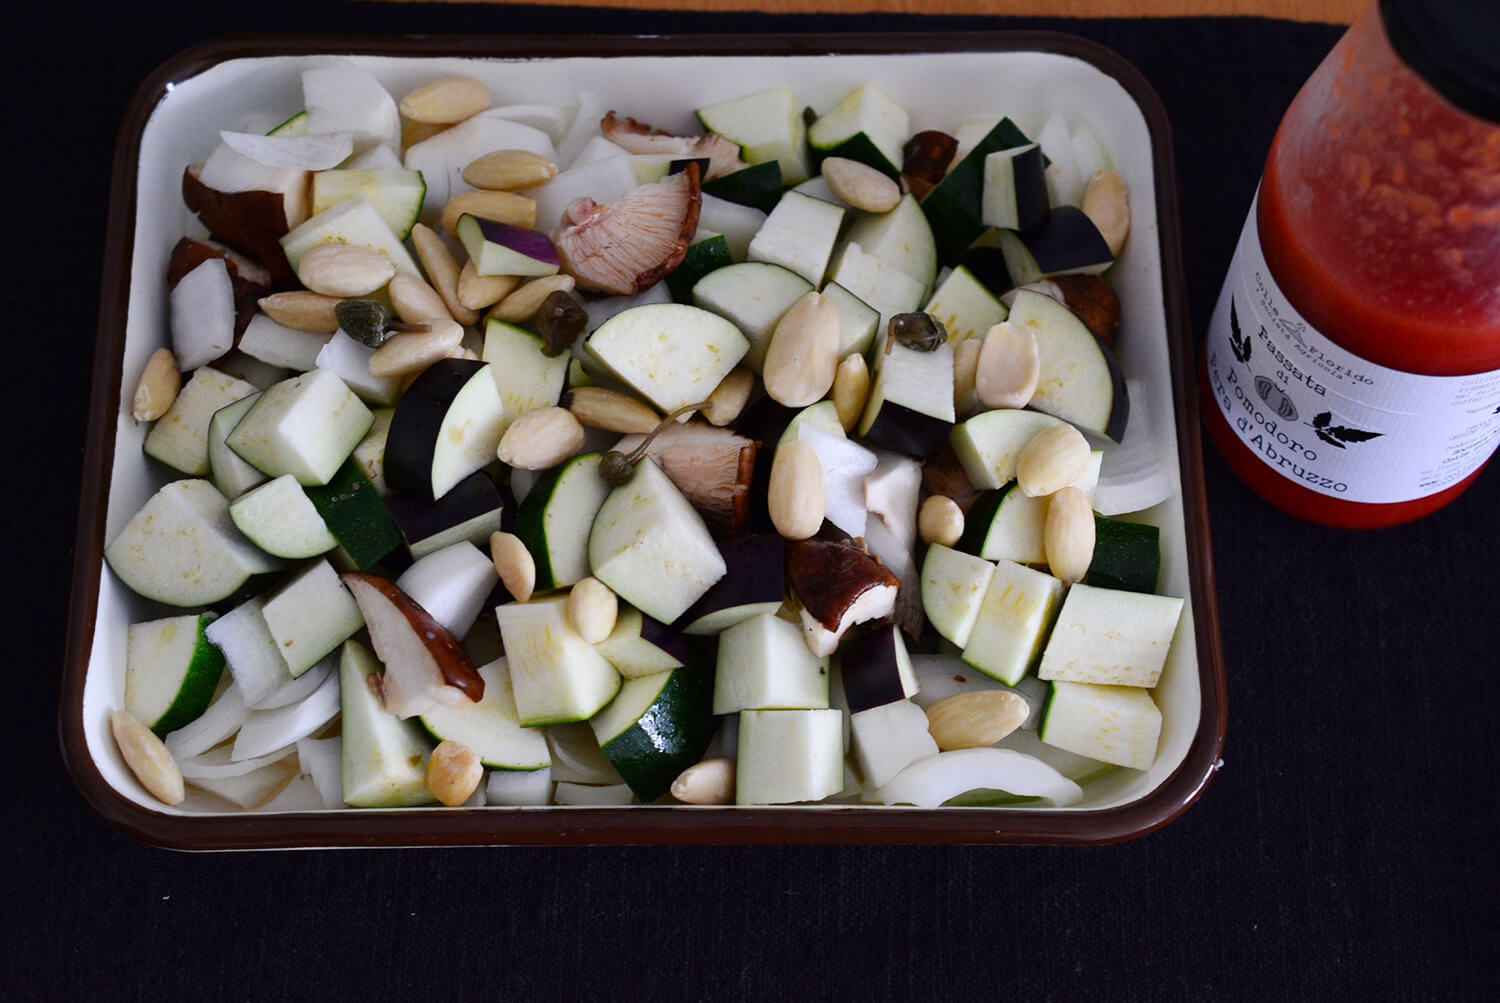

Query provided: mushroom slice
[553,163,702,296]
[601,111,748,180]
[786,538,900,656]
[612,421,759,536]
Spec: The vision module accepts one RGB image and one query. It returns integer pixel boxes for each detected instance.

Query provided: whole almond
[400,76,491,125]
[463,149,559,191]
[258,290,342,333]
[1081,169,1131,258]
[426,740,483,806]
[925,690,1030,751]
[387,271,453,325]
[491,274,576,324]
[410,223,480,326]
[110,710,185,806]
[490,531,536,603]
[496,405,586,470]
[952,335,984,417]
[132,347,181,422]
[295,243,396,298]
[763,291,840,407]
[441,190,538,237]
[1016,424,1092,497]
[670,757,735,805]
[831,353,870,432]
[368,318,465,377]
[564,386,661,434]
[458,260,523,311]
[918,495,965,548]
[975,320,1041,410]
[567,577,619,644]
[821,156,901,213]
[1044,485,1095,583]
[768,441,826,540]
[702,368,754,427]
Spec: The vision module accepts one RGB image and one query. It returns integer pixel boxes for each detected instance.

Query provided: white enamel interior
[83,48,1201,823]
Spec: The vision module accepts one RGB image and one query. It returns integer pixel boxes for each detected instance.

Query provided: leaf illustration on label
[1229,298,1252,363]
[1309,410,1383,449]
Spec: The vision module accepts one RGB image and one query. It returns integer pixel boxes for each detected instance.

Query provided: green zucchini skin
[666,235,734,303]
[701,162,784,214]
[303,459,402,570]
[600,667,718,803]
[922,118,1034,264]
[1085,516,1161,594]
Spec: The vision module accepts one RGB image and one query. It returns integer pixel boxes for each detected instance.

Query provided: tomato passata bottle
[1202,0,1500,528]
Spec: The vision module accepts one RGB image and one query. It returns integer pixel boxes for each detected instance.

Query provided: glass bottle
[1201,0,1500,528]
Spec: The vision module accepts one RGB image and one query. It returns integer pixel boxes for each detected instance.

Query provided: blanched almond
[387,272,453,325]
[258,290,341,333]
[670,757,735,805]
[295,244,396,298]
[925,690,1030,750]
[110,710,184,806]
[567,577,618,644]
[1016,423,1091,497]
[564,386,662,434]
[496,406,585,470]
[491,274,576,324]
[768,441,825,541]
[410,223,480,326]
[400,76,490,124]
[426,740,483,806]
[367,318,465,377]
[490,531,536,603]
[918,495,964,548]
[703,368,754,427]
[131,348,181,422]
[457,260,522,311]
[1044,485,1095,583]
[440,190,537,237]
[831,353,870,432]
[821,156,901,213]
[763,291,840,407]
[1082,170,1131,258]
[463,149,559,191]
[975,321,1040,410]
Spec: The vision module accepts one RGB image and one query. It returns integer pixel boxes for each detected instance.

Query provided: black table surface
[7,3,1496,998]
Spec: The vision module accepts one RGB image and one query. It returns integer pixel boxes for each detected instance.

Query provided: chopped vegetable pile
[106,61,1183,812]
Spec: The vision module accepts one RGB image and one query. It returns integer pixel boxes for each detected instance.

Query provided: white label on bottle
[1204,193,1500,504]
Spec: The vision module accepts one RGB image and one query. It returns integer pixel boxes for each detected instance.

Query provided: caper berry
[536,290,588,358]
[598,450,637,486]
[336,298,396,348]
[889,312,946,353]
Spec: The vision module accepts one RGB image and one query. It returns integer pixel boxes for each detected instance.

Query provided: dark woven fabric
[6,4,1497,998]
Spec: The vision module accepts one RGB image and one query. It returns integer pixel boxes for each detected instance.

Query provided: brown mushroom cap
[786,538,901,632]
[601,111,747,180]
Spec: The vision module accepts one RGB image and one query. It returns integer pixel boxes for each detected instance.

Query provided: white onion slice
[220,130,353,171]
[1095,377,1175,516]
[187,757,299,809]
[252,652,335,711]
[178,744,293,779]
[486,767,553,806]
[165,683,247,761]
[296,736,343,808]
[872,748,1083,808]
[545,723,624,785]
[554,781,634,806]
[231,669,340,761]
[170,257,235,371]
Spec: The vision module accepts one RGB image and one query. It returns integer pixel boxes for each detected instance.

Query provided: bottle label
[1205,193,1500,504]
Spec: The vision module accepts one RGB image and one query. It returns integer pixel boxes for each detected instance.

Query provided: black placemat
[7,4,1497,998]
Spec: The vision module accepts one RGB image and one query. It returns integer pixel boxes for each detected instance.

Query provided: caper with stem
[535,289,588,358]
[334,298,432,348]
[597,399,712,486]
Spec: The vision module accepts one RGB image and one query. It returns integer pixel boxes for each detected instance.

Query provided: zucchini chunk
[735,709,843,805]
[1040,681,1162,771]
[696,87,812,186]
[919,544,996,649]
[808,83,909,177]
[585,303,749,414]
[144,366,259,476]
[592,667,718,802]
[513,452,611,592]
[225,368,374,487]
[125,613,226,738]
[961,559,1064,686]
[495,595,622,727]
[340,640,436,808]
[421,658,551,771]
[1036,583,1184,688]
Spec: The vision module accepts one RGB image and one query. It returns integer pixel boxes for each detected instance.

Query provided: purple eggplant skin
[673,535,787,634]
[473,217,560,267]
[638,611,711,667]
[385,359,491,501]
[386,469,507,558]
[1021,204,1114,276]
[839,621,913,714]
[860,401,953,459]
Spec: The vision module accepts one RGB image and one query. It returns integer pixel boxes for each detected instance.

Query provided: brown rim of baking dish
[61,31,1225,849]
